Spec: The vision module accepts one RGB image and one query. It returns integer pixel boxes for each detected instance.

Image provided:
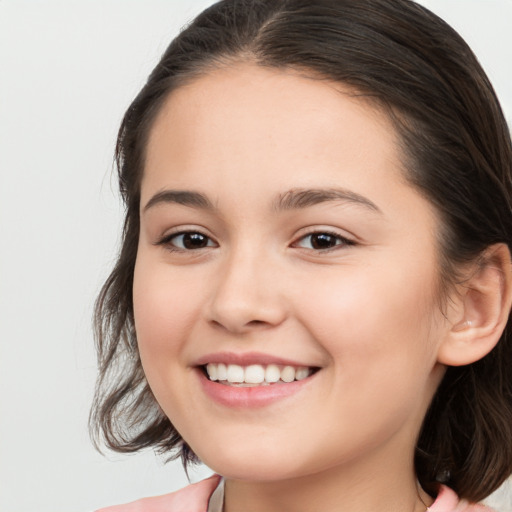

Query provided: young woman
[90,1,512,510]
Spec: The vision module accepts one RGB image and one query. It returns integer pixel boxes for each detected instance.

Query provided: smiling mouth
[202,363,319,387]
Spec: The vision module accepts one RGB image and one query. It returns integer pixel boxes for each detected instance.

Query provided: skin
[133,63,458,512]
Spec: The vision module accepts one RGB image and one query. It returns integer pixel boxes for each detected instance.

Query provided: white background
[0,1,511,511]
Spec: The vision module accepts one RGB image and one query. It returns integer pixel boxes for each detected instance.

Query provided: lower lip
[196,369,315,408]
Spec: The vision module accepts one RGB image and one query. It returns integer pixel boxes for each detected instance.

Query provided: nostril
[247,320,266,327]
[208,317,273,333]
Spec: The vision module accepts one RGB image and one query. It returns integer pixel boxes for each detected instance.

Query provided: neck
[223,443,433,512]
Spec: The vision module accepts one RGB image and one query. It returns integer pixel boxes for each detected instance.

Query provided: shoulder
[95,474,221,512]
[429,485,496,512]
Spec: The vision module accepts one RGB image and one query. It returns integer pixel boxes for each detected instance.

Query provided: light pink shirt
[95,474,494,512]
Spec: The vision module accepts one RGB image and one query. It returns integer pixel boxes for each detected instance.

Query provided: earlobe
[437,243,512,367]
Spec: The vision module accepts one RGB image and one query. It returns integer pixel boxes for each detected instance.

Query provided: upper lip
[194,351,318,368]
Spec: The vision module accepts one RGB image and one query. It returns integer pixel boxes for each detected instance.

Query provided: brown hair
[90,0,512,501]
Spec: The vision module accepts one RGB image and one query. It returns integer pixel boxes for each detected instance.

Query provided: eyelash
[156,229,356,253]
[292,231,356,252]
[156,231,217,252]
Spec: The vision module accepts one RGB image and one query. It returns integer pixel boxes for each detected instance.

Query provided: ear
[437,243,512,367]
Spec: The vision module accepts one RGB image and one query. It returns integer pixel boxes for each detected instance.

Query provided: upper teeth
[206,363,311,384]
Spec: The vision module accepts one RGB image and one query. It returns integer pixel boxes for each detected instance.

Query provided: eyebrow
[274,187,381,213]
[143,187,381,215]
[143,190,215,212]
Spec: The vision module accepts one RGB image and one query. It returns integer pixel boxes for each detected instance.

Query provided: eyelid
[154,227,218,251]
[291,228,357,252]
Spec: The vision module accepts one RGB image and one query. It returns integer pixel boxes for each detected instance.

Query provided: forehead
[143,64,404,199]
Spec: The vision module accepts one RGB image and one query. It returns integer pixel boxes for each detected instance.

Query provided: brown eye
[310,233,339,249]
[295,232,353,251]
[167,232,216,250]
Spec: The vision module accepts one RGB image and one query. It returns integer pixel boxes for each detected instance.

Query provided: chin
[199,448,309,482]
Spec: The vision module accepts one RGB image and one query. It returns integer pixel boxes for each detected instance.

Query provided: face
[133,64,449,482]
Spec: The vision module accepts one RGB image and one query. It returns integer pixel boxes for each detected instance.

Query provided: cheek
[296,266,442,452]
[132,254,203,375]
[132,254,210,427]
[298,258,441,388]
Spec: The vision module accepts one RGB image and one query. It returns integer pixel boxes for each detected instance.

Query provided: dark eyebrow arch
[274,187,382,213]
[143,190,215,212]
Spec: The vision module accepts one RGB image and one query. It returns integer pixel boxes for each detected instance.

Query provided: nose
[206,247,288,334]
